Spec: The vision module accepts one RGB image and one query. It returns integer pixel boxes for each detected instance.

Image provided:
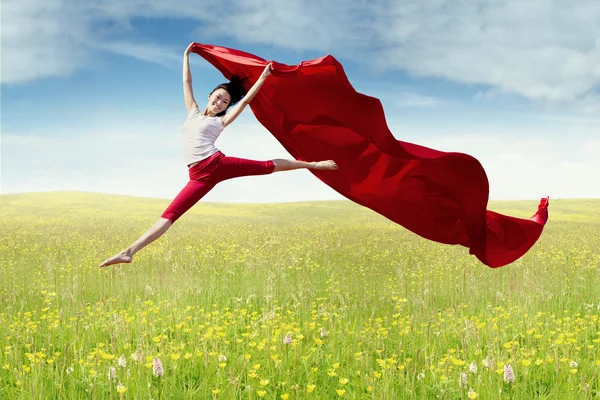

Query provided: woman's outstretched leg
[99,218,172,267]
[99,177,215,268]
[272,159,337,172]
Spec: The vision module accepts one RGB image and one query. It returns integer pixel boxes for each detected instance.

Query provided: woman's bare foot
[99,250,133,267]
[312,160,338,170]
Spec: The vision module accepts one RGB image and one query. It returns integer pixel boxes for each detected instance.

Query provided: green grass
[1,192,599,399]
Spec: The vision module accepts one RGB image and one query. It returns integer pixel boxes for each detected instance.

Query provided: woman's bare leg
[99,217,172,267]
[272,159,337,172]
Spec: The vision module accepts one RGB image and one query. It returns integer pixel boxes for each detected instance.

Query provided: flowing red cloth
[191,43,549,268]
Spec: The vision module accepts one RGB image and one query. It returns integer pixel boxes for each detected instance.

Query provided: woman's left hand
[261,63,272,78]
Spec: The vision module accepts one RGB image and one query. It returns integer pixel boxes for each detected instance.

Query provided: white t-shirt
[182,107,224,166]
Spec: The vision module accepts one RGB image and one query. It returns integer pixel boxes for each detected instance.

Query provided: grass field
[1,192,599,399]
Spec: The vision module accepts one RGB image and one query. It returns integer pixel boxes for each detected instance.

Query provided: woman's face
[208,88,231,114]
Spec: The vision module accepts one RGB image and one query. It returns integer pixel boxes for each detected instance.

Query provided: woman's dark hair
[210,75,247,116]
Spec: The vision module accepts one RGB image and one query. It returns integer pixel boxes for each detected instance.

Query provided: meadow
[1,192,599,399]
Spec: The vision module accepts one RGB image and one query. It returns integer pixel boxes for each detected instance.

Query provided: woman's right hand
[184,42,194,55]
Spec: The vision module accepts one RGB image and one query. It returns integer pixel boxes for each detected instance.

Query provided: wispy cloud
[90,41,181,68]
[4,0,599,113]
[395,92,442,108]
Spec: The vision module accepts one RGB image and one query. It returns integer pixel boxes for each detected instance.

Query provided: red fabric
[162,151,274,222]
[191,43,549,268]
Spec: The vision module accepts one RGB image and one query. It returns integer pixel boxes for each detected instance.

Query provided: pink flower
[153,357,164,377]
[283,333,292,345]
[503,363,515,383]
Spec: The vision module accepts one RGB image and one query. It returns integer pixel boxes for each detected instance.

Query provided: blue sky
[2,0,600,203]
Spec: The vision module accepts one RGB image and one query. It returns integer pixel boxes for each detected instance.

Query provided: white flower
[320,328,328,338]
[118,355,127,368]
[66,367,74,374]
[482,357,493,369]
[108,366,116,382]
[469,361,478,374]
[459,373,468,387]
[569,361,578,368]
[218,355,227,363]
[131,351,143,363]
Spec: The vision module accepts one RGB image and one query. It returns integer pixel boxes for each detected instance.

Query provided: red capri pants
[161,151,275,222]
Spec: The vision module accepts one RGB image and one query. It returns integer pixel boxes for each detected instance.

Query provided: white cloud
[3,113,599,201]
[3,0,599,112]
[412,132,600,200]
[2,0,90,84]
[0,113,344,203]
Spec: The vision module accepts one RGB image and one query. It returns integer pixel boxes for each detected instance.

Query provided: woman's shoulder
[187,106,201,119]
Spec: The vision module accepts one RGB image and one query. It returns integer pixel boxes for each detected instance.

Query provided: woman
[99,43,338,267]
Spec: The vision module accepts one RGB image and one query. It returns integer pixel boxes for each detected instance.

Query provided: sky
[2,0,599,204]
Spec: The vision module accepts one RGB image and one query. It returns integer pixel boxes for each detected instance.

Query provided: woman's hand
[260,63,272,78]
[184,42,194,55]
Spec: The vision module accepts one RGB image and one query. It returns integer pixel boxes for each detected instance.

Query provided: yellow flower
[570,369,578,375]
[307,384,316,393]
[260,379,270,386]
[468,389,478,399]
[332,362,340,369]
[218,363,226,369]
[253,364,261,370]
[339,378,349,385]
[212,389,221,395]
[117,384,127,394]
[170,353,180,361]
[336,389,346,396]
[257,391,266,398]
[522,359,531,367]
[281,394,290,400]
